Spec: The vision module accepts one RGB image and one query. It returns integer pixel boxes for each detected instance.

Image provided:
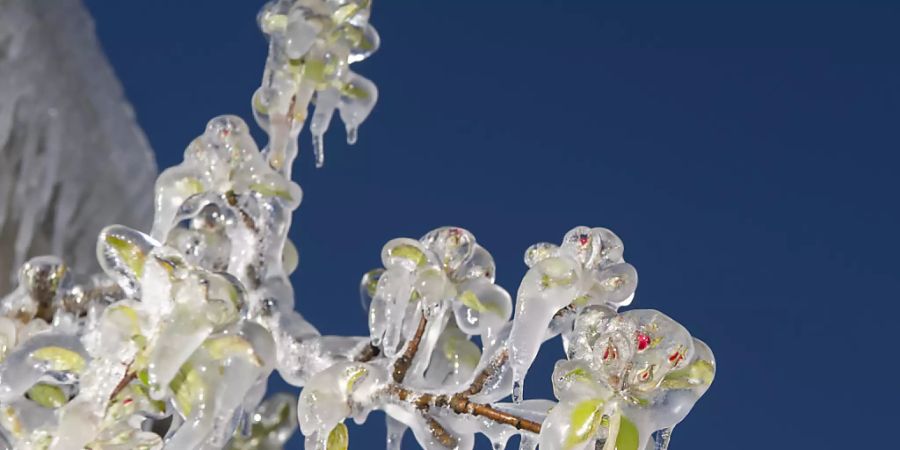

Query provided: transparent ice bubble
[96,225,160,298]
[420,227,475,274]
[523,242,559,268]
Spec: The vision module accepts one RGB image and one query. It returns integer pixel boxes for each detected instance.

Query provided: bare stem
[391,314,428,383]
[108,367,136,401]
[389,350,542,436]
[390,385,542,435]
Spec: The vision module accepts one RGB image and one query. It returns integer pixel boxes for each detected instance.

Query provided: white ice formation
[0,0,157,294]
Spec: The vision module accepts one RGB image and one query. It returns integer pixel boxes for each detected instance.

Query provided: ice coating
[0,0,717,448]
[508,226,638,403]
[255,0,380,169]
[0,103,312,449]
[539,308,716,450]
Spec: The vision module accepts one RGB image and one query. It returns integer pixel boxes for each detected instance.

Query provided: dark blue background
[83,1,899,448]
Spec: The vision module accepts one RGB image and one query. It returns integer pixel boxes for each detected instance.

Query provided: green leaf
[388,244,427,267]
[31,347,85,373]
[345,366,368,393]
[362,269,384,297]
[303,58,331,85]
[442,333,481,369]
[203,336,262,366]
[561,367,592,383]
[564,399,604,449]
[107,304,141,335]
[170,362,205,417]
[341,81,370,100]
[176,177,205,196]
[539,258,576,288]
[249,183,294,201]
[326,422,349,450]
[27,384,67,409]
[662,359,715,389]
[132,381,166,413]
[261,13,288,33]
[458,290,503,316]
[332,0,370,24]
[105,234,147,278]
[615,415,640,450]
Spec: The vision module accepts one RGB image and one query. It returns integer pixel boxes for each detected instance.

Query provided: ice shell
[420,227,476,274]
[381,238,432,272]
[560,226,601,268]
[591,227,625,269]
[96,225,159,298]
[523,242,559,268]
[452,244,496,283]
[297,361,386,436]
[452,278,511,337]
[508,256,583,401]
[590,262,638,309]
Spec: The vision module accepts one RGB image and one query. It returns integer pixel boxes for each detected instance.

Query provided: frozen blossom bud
[297,362,386,438]
[591,227,625,269]
[524,242,559,268]
[381,238,432,272]
[255,0,380,168]
[542,308,716,450]
[367,227,509,361]
[97,225,159,298]
[420,227,475,274]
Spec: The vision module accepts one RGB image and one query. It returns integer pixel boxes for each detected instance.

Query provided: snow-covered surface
[0,0,157,293]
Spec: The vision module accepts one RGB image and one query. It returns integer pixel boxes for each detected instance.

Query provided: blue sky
[84,1,900,448]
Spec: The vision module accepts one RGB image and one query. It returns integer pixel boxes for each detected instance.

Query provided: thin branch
[388,350,541,435]
[389,385,543,435]
[553,303,576,320]
[465,351,509,396]
[391,314,428,383]
[225,190,259,232]
[448,396,542,434]
[379,311,542,437]
[424,416,458,448]
[109,368,136,401]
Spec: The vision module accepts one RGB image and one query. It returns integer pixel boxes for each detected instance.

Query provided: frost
[0,1,713,449]
[0,0,157,294]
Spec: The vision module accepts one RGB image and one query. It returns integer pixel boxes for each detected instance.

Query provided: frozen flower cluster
[541,308,715,450]
[254,0,380,169]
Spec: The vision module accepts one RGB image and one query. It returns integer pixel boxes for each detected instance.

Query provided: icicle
[385,414,407,450]
[310,88,340,168]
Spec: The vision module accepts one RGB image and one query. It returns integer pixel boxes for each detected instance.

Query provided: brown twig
[388,350,541,436]
[225,190,258,232]
[355,342,381,362]
[552,302,576,320]
[382,313,542,440]
[389,385,543,435]
[109,369,136,401]
[465,351,509,396]
[424,416,458,448]
[391,314,428,383]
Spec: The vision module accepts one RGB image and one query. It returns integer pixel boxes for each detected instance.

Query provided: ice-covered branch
[0,1,715,449]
